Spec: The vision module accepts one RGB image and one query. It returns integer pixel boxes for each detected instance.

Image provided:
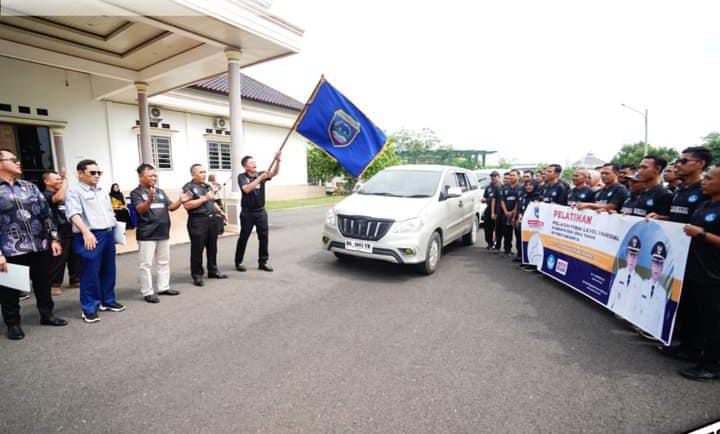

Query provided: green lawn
[266,195,345,210]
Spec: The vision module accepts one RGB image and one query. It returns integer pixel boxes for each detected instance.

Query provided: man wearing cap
[635,241,669,337]
[481,171,501,249]
[620,175,645,215]
[608,235,644,318]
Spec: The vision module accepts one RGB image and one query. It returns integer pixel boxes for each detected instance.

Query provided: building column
[136,81,153,164]
[226,49,245,193]
[50,126,66,172]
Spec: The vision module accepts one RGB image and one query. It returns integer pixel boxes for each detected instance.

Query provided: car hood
[333,194,432,222]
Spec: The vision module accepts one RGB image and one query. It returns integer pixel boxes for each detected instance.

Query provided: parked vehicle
[322,165,482,274]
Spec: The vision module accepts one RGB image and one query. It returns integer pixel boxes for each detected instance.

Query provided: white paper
[0,264,31,293]
[114,221,127,245]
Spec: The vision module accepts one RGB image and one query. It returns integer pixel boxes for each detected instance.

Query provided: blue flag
[295,78,388,178]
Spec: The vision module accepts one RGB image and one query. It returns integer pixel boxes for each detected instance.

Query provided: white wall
[0,56,114,188]
[0,56,308,195]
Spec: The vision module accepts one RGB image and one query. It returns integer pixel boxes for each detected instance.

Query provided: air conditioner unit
[149,107,163,121]
[214,117,228,130]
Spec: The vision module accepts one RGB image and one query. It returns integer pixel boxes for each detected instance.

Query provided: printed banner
[521,202,691,345]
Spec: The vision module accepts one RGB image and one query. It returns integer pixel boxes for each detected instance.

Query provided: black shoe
[82,311,100,323]
[99,302,126,312]
[512,256,521,263]
[258,263,274,272]
[158,289,180,296]
[40,316,68,326]
[485,245,494,250]
[235,264,247,272]
[679,363,720,381]
[144,294,160,303]
[192,277,205,287]
[7,325,25,340]
[208,272,228,279]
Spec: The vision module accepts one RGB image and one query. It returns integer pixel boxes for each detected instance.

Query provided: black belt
[189,213,220,218]
[243,207,265,212]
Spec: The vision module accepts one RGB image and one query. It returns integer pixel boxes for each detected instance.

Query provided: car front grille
[337,215,394,241]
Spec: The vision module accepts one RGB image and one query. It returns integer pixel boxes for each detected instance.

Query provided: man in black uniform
[481,171,500,249]
[631,155,673,218]
[577,164,628,213]
[492,172,511,253]
[663,163,682,193]
[618,164,637,189]
[235,152,281,272]
[652,147,711,360]
[183,164,228,286]
[42,170,81,296]
[678,163,720,380]
[540,164,568,205]
[620,175,644,214]
[498,170,522,256]
[568,168,594,205]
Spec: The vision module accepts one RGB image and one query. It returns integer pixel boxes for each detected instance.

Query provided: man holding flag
[234,153,281,272]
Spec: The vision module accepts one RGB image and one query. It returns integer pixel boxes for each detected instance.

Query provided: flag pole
[266,75,326,173]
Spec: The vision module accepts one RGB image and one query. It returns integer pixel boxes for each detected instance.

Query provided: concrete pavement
[0,205,718,433]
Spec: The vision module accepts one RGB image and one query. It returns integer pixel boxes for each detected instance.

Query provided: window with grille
[207,142,231,170]
[151,136,173,169]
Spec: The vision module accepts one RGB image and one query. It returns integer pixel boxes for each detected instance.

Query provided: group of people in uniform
[0,147,280,339]
[481,146,720,381]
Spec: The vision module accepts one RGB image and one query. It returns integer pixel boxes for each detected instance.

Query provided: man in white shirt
[609,236,644,319]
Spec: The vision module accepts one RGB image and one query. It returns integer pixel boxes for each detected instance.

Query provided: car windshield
[358,170,441,197]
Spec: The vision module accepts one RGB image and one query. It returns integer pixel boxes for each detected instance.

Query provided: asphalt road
[1,205,719,433]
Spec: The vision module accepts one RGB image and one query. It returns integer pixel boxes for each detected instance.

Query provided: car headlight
[325,208,337,226]
[391,217,424,233]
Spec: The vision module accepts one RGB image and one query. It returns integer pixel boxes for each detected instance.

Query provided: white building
[0,1,318,229]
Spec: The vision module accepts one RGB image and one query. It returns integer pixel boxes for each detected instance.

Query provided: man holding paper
[65,159,125,324]
[0,149,67,340]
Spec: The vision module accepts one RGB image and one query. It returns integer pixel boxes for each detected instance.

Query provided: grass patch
[266,195,345,210]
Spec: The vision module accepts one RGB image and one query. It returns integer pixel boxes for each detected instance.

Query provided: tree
[702,132,720,163]
[306,139,401,187]
[393,128,441,152]
[611,142,679,166]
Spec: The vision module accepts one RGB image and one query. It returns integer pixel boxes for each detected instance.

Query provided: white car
[322,165,482,274]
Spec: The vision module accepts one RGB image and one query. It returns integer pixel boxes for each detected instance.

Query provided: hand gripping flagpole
[266,75,326,174]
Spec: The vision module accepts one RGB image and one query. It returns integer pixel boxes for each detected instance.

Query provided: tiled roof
[189,73,303,111]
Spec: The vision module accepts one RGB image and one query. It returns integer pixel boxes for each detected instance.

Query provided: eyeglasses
[0,158,18,163]
[676,158,700,165]
[86,170,103,176]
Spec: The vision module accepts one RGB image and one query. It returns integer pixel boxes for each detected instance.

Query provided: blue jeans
[74,230,117,314]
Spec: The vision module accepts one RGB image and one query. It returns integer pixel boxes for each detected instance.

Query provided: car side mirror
[447,186,462,198]
[352,182,363,193]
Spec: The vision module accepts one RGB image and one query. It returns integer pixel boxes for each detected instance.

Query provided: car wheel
[334,252,354,261]
[416,231,442,275]
[462,215,479,246]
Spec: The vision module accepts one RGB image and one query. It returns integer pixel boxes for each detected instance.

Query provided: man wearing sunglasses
[651,146,712,362]
[65,159,125,324]
[0,149,67,340]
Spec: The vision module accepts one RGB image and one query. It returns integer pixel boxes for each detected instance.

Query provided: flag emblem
[328,110,360,148]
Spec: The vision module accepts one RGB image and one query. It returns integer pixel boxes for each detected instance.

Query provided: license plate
[345,239,373,253]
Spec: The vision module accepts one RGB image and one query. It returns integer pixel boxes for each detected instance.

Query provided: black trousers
[0,251,54,327]
[50,236,81,286]
[689,279,720,362]
[514,222,522,258]
[500,222,514,254]
[494,215,504,250]
[235,209,269,265]
[187,214,220,278]
[482,212,495,247]
[675,279,702,350]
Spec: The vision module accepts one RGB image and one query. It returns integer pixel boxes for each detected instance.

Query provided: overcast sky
[244,0,720,166]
